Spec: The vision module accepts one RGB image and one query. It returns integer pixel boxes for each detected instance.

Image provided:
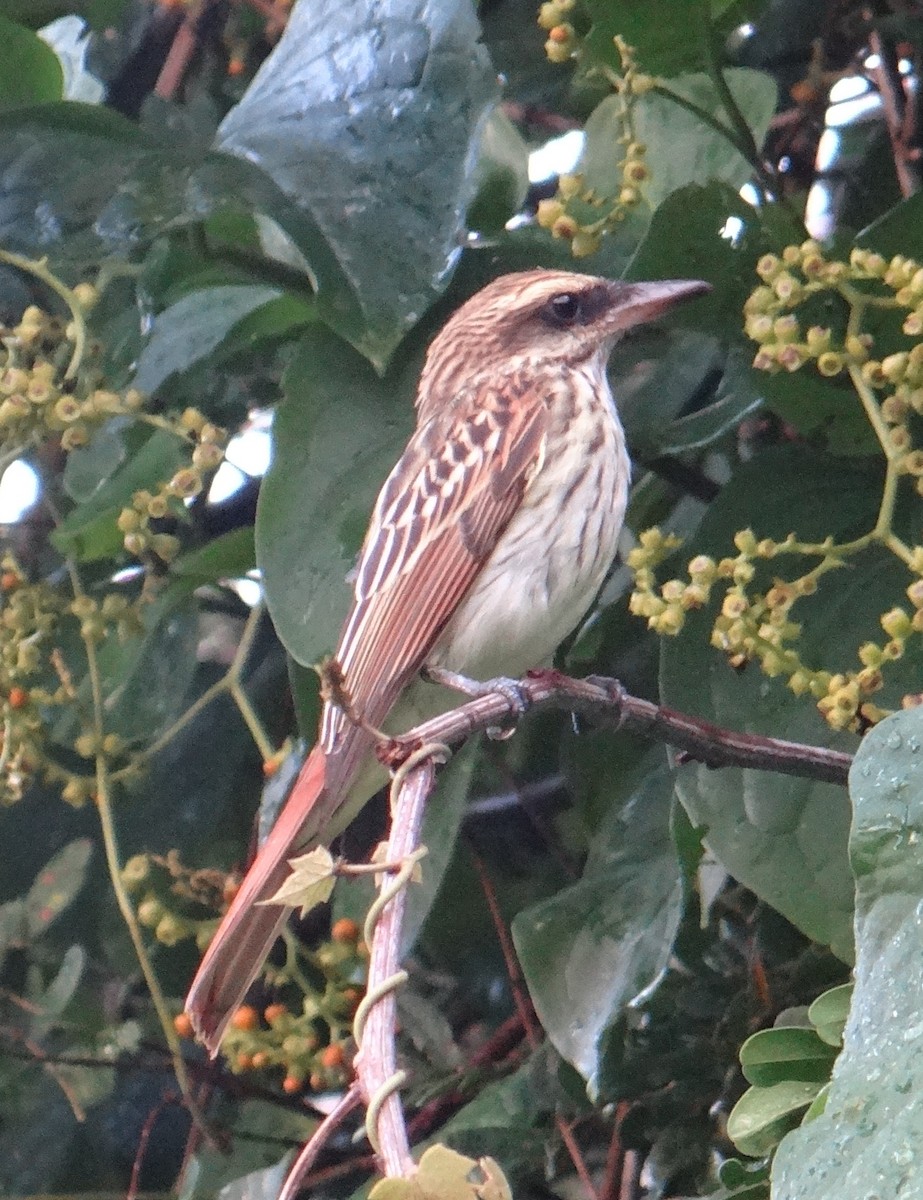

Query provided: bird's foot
[424,665,531,714]
[423,666,531,738]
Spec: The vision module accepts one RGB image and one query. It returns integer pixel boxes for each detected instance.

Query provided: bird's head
[417,269,711,412]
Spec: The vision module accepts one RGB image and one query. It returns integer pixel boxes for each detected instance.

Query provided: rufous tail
[185,744,327,1056]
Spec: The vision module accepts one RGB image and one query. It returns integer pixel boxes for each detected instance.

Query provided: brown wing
[320,379,547,753]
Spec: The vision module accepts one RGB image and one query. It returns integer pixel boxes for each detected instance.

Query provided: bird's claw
[423,666,531,738]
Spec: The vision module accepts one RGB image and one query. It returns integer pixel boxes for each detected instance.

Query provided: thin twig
[278,1084,363,1200]
[381,671,852,787]
[59,550,216,1147]
[697,0,776,198]
[468,846,541,1048]
[470,844,599,1200]
[128,1094,178,1200]
[406,1011,529,1140]
[619,1149,642,1200]
[599,1105,629,1200]
[0,1025,88,1121]
[155,0,212,100]
[866,11,920,198]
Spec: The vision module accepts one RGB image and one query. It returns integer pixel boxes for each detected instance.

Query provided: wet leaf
[772,708,923,1198]
[216,0,500,369]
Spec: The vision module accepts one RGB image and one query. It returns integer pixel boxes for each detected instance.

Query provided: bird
[185,268,709,1053]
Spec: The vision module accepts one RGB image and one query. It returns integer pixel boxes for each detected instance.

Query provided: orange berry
[1,571,20,591]
[173,1012,194,1039]
[264,1003,288,1023]
[548,24,570,43]
[231,1004,260,1031]
[320,1042,345,1069]
[331,917,360,944]
[262,758,279,777]
[282,1074,302,1094]
[251,1051,270,1069]
[342,986,363,1014]
[8,687,28,709]
[228,57,245,77]
[790,79,819,106]
[309,1072,325,1091]
[237,1052,254,1070]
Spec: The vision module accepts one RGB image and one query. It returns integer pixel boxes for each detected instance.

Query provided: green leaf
[661,447,902,962]
[467,108,531,235]
[170,526,256,582]
[0,899,26,966]
[95,602,200,743]
[613,330,723,457]
[739,1027,837,1086]
[256,326,417,667]
[215,0,500,370]
[34,943,85,1022]
[625,184,782,342]
[582,0,763,76]
[133,285,284,395]
[657,348,764,454]
[727,1081,820,1158]
[437,1044,560,1172]
[719,1156,771,1195]
[62,419,128,503]
[371,1145,511,1200]
[185,1099,308,1199]
[771,707,923,1198]
[580,70,776,212]
[24,839,92,938]
[855,190,923,262]
[0,14,62,109]
[757,365,879,458]
[807,982,852,1047]
[512,764,683,1093]
[0,103,179,265]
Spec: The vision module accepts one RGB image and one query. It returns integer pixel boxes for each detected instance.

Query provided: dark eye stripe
[540,283,611,328]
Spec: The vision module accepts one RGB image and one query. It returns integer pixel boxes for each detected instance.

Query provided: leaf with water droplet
[216,0,500,369]
[773,707,923,1198]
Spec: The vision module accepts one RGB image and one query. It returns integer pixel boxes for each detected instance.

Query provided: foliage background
[0,1,921,1198]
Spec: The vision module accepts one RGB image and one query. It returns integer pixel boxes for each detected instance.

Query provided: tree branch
[379,670,852,787]
[269,668,851,1189]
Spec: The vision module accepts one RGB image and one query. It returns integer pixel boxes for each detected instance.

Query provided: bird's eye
[545,293,582,325]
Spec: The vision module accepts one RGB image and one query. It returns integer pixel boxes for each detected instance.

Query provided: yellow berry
[551,214,579,240]
[536,198,565,229]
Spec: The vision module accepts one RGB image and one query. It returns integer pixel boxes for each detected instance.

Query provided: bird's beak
[604,279,711,334]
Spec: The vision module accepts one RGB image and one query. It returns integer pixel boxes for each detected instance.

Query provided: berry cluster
[629,241,923,734]
[122,850,232,950]
[116,410,226,564]
[0,291,147,455]
[629,532,923,731]
[537,0,578,64]
[174,917,367,1094]
[0,559,66,801]
[536,34,652,257]
[0,553,161,803]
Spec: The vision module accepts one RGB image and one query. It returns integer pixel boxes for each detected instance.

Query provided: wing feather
[323,380,547,752]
